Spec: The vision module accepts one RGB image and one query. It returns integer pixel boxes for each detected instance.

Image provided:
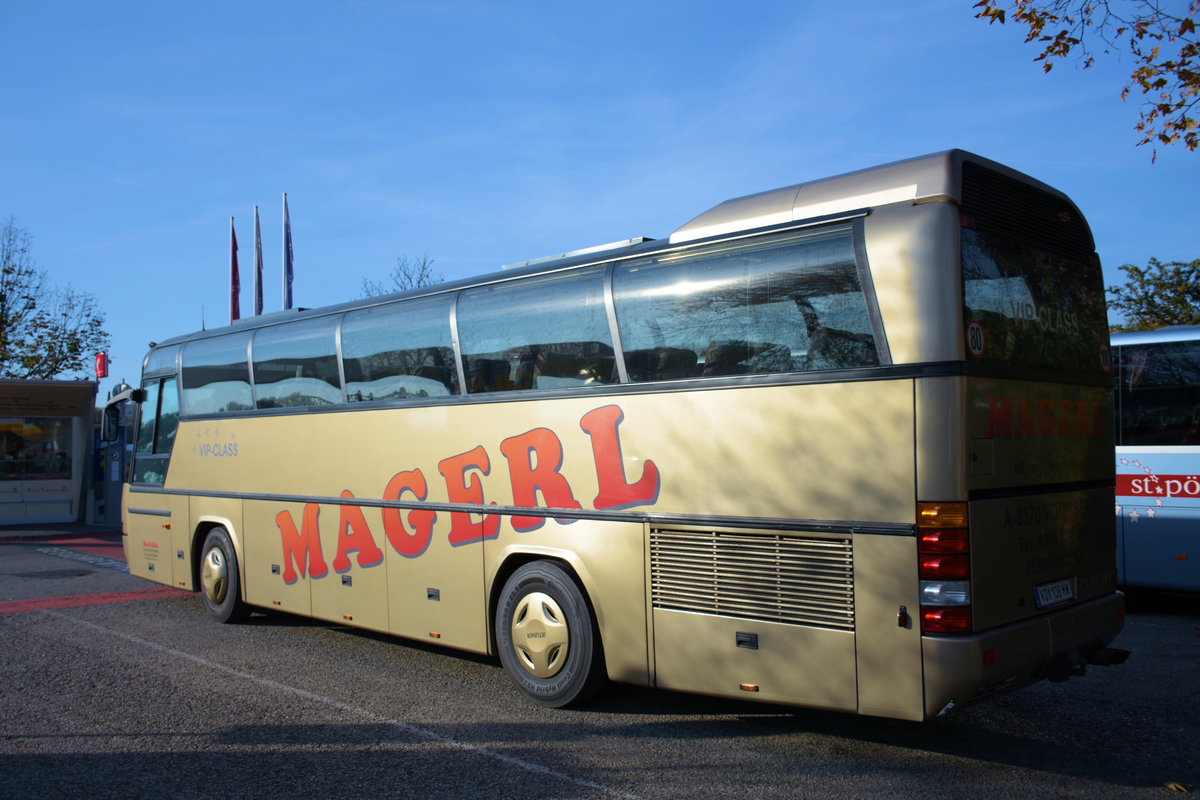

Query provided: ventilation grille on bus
[960,160,1094,260]
[649,528,855,631]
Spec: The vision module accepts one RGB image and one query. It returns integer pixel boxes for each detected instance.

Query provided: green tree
[361,253,443,297]
[1107,256,1200,330]
[0,217,111,379]
[974,0,1199,156]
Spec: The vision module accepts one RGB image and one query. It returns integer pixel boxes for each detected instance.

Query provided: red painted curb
[0,586,190,614]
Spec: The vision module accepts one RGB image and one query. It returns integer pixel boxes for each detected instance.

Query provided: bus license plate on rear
[1035,578,1075,609]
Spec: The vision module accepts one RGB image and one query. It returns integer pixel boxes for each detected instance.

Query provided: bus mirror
[131,389,147,404]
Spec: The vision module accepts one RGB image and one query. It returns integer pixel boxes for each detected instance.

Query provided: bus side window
[1120,341,1200,445]
[612,224,877,381]
[342,296,457,402]
[457,266,615,394]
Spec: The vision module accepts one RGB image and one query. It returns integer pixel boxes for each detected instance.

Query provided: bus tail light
[919,554,970,580]
[922,606,972,634]
[918,502,972,634]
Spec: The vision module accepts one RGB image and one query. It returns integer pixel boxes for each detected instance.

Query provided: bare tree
[361,254,443,297]
[0,217,110,379]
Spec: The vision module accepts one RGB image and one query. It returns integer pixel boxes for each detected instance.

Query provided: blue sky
[2,0,1196,399]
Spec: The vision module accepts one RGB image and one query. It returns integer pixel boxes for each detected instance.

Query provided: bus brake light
[921,606,972,633]
[920,554,970,580]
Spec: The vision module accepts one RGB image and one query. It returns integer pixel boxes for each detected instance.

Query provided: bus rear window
[961,226,1108,375]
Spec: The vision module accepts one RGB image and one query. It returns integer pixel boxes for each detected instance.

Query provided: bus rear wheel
[200,527,249,623]
[495,560,606,707]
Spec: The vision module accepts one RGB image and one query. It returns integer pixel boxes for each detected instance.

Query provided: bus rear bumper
[921,592,1127,720]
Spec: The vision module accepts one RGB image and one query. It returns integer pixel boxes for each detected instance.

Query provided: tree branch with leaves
[1107,256,1200,330]
[974,0,1199,156]
[1,217,111,379]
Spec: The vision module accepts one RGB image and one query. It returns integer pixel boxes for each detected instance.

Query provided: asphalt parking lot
[0,527,1197,799]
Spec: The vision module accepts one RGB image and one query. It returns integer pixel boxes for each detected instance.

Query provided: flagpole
[282,192,293,310]
[253,205,263,316]
[230,216,240,324]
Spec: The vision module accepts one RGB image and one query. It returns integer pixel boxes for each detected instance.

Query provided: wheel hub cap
[511,591,569,678]
[201,546,228,605]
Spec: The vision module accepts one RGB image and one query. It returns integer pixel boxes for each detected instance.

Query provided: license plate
[1035,578,1075,609]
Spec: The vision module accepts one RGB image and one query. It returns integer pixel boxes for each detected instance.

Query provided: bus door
[124,375,190,588]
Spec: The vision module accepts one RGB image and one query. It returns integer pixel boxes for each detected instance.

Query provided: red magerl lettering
[986,394,1104,439]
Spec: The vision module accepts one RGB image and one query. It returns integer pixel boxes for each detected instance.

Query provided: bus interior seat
[624,348,699,381]
[804,328,878,370]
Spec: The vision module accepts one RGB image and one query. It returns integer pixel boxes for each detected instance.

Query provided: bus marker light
[1175,554,1188,560]
[740,684,760,693]
[429,632,442,639]
[983,649,996,668]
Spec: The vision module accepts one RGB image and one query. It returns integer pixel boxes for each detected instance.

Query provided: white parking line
[45,609,641,800]
[36,546,129,573]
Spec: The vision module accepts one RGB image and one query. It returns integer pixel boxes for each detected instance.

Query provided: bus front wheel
[199,527,249,623]
[495,560,606,707]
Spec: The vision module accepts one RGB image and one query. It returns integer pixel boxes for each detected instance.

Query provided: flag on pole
[253,205,264,316]
[230,217,241,324]
[283,193,294,310]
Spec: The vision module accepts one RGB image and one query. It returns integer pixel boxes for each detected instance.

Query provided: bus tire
[199,527,249,623]
[495,560,606,708]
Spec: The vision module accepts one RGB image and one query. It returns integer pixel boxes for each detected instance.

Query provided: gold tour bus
[124,150,1128,721]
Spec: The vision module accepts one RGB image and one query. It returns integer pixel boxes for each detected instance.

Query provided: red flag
[230,217,241,323]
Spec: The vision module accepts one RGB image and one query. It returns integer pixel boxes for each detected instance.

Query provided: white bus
[125,150,1127,720]
[1113,325,1200,591]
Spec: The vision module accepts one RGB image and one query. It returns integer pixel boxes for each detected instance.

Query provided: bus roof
[1110,325,1200,346]
[149,148,1079,354]
[668,149,1071,244]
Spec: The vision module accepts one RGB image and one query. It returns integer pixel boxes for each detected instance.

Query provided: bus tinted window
[342,296,457,402]
[181,333,253,415]
[252,318,341,408]
[143,344,178,375]
[458,266,615,393]
[612,226,875,380]
[132,377,178,484]
[1118,340,1200,445]
[961,227,1108,374]
[134,381,159,455]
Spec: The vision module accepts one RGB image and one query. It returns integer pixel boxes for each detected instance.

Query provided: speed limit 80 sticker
[967,320,986,358]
